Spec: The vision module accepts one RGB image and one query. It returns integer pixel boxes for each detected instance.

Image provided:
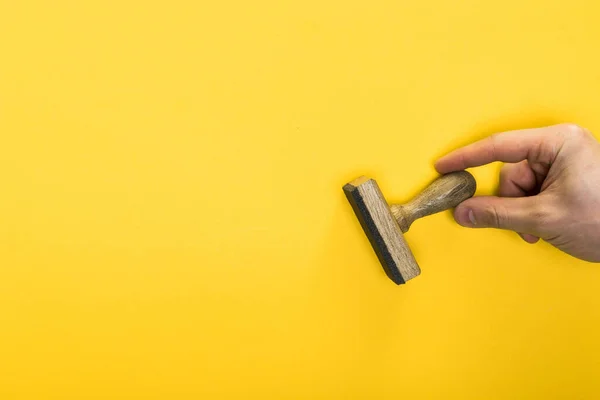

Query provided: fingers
[498,162,540,243]
[454,195,542,236]
[435,126,565,173]
[498,161,537,197]
[519,233,540,244]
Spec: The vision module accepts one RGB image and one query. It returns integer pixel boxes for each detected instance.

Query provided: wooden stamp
[343,171,476,284]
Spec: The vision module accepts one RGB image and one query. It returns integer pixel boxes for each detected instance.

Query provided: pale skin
[435,123,600,262]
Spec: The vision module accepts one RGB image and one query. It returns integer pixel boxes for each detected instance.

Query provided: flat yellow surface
[2,1,600,398]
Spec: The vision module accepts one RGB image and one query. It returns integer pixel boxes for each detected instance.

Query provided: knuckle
[482,205,503,228]
[499,164,514,183]
[487,134,499,158]
[552,124,592,153]
[557,123,589,138]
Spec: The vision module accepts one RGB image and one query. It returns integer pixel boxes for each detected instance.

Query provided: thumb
[454,196,540,235]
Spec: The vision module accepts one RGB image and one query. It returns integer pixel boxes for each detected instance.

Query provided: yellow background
[1,0,600,398]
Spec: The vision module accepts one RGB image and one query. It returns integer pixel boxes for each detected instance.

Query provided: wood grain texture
[343,177,420,285]
[391,171,476,232]
[344,171,475,285]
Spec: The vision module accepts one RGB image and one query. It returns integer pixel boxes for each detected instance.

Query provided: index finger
[435,127,561,173]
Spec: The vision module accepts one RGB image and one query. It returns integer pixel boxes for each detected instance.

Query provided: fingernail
[456,207,476,227]
[468,210,476,225]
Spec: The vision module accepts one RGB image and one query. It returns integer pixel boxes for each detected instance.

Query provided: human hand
[435,123,600,262]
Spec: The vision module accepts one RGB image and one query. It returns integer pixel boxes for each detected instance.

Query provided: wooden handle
[390,171,476,232]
